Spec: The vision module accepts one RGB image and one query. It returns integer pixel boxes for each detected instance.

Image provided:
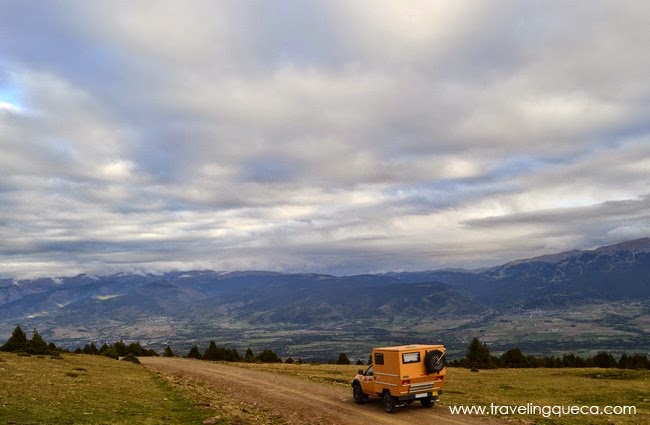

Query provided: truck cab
[351,344,446,413]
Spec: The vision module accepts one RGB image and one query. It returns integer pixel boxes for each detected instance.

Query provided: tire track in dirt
[141,357,493,424]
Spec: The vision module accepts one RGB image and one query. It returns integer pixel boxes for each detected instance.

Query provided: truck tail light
[401,379,411,386]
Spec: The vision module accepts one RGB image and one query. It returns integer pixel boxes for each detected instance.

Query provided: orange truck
[351,344,446,413]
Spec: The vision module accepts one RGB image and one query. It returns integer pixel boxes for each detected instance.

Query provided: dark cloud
[464,196,650,229]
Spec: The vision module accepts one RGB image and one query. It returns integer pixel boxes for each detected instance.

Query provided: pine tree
[83,342,99,355]
[127,342,145,356]
[203,341,219,361]
[336,352,351,365]
[26,328,49,354]
[244,347,255,362]
[114,340,128,357]
[593,352,617,368]
[163,346,175,357]
[630,354,650,369]
[102,346,119,359]
[0,325,28,352]
[466,337,492,369]
[224,348,241,362]
[186,345,202,359]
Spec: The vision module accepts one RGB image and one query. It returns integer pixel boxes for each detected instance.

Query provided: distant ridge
[1,237,649,359]
[501,237,650,266]
[592,237,650,254]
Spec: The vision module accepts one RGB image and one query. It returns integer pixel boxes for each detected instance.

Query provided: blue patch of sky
[385,155,561,212]
[590,118,650,150]
[486,154,553,181]
[0,82,23,109]
[386,179,504,213]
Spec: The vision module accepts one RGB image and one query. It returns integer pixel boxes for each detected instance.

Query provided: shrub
[122,353,140,364]
[501,348,527,368]
[258,349,282,363]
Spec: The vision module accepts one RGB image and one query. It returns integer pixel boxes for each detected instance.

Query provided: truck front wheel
[352,383,365,404]
[383,392,397,413]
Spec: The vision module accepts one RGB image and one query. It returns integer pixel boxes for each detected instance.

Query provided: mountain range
[1,238,649,360]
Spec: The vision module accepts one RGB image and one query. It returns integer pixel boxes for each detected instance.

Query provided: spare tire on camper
[425,349,445,374]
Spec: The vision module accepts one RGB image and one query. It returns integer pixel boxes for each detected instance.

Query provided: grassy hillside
[0,352,206,424]
[1,352,646,424]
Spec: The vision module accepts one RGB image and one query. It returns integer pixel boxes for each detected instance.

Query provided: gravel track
[141,357,496,424]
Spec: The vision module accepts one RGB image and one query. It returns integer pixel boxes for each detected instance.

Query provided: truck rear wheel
[383,392,396,413]
[420,397,434,408]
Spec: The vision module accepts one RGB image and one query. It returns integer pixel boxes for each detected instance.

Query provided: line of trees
[73,340,157,358]
[0,325,158,360]
[181,341,284,363]
[0,326,342,366]
[451,337,650,370]
[0,325,57,355]
[0,326,287,364]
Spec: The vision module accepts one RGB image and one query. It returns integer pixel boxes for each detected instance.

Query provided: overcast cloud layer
[1,0,649,278]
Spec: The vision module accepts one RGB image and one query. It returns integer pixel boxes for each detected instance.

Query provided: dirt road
[141,357,496,425]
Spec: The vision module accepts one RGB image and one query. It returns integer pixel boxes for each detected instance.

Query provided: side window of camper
[374,353,384,365]
[402,352,420,364]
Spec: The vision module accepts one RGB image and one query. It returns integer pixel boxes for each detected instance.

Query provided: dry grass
[230,362,648,424]
[1,351,646,425]
[157,370,290,424]
[0,352,206,424]
[440,367,648,424]
[235,361,356,386]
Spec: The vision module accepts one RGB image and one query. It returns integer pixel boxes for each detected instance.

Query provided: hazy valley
[1,238,648,361]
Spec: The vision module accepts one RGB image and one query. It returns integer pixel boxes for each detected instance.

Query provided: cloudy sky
[1,0,649,278]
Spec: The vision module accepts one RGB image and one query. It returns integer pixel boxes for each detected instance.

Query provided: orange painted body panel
[354,344,447,399]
